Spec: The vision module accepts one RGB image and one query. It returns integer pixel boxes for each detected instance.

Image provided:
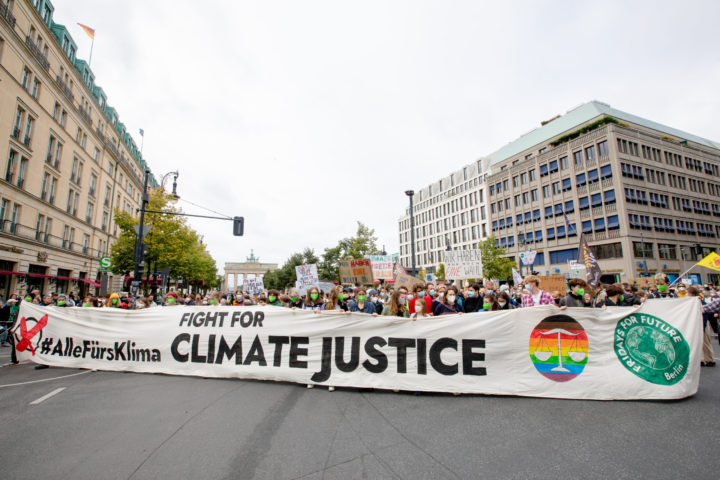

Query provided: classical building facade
[0,0,156,298]
[399,101,720,284]
[222,251,278,292]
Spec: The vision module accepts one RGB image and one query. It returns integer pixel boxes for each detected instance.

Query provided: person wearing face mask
[325,286,348,311]
[595,284,625,308]
[483,280,496,297]
[287,288,304,309]
[381,290,409,317]
[410,296,430,320]
[409,283,433,317]
[520,275,555,308]
[431,285,447,315]
[560,279,592,308]
[266,289,283,307]
[621,283,642,306]
[348,288,378,315]
[496,291,513,310]
[479,293,500,312]
[367,289,384,314]
[165,292,179,307]
[649,273,677,299]
[463,283,482,313]
[435,288,464,315]
[303,286,325,311]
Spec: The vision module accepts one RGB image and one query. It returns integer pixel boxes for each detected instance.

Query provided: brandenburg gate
[222,250,278,292]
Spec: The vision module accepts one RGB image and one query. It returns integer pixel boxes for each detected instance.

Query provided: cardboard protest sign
[339,259,374,285]
[537,275,567,295]
[393,265,422,290]
[629,277,655,290]
[443,249,483,279]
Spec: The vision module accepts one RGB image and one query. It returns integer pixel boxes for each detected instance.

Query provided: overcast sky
[52,0,720,273]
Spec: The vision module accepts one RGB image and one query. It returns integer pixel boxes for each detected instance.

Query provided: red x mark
[16,314,48,355]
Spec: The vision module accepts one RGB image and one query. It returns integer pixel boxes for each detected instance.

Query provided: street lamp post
[132,169,150,297]
[405,190,415,276]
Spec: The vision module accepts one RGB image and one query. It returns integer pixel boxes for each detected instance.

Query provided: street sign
[133,225,152,241]
[519,250,537,265]
[99,256,112,269]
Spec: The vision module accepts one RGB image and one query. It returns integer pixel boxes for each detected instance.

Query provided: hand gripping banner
[14,299,702,400]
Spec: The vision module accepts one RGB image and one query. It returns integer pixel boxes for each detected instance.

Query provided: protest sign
[365,255,393,281]
[339,259,374,285]
[443,249,483,279]
[318,282,336,294]
[519,251,537,266]
[295,264,319,289]
[14,299,702,400]
[393,266,421,290]
[243,277,265,295]
[629,277,655,290]
[537,275,567,295]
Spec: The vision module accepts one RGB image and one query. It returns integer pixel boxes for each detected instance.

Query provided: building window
[597,140,609,156]
[576,173,586,187]
[540,164,549,177]
[582,220,592,233]
[591,193,602,207]
[585,145,596,161]
[573,150,583,166]
[579,196,589,210]
[603,189,616,204]
[600,164,612,179]
[4,150,17,183]
[549,160,558,173]
[562,178,571,191]
[549,248,579,264]
[633,242,654,258]
[658,244,678,260]
[594,218,605,231]
[607,215,619,230]
[560,156,568,170]
[595,242,622,260]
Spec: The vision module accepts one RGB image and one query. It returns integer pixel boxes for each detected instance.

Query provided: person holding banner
[520,275,555,308]
[497,291,513,310]
[434,289,464,315]
[302,286,325,311]
[559,279,592,308]
[595,284,625,308]
[348,288,378,315]
[325,286,348,311]
[381,291,409,317]
[287,288,303,309]
[649,274,677,299]
[480,293,500,312]
[410,296,430,320]
[410,284,432,317]
[463,283,482,313]
[368,290,383,314]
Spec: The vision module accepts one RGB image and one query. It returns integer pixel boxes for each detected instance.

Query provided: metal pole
[640,232,649,276]
[132,169,150,297]
[406,191,416,275]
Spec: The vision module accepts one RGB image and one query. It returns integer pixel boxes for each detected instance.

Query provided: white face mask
[370,296,378,303]
[136,301,145,308]
[408,294,414,301]
[447,295,456,303]
[498,301,506,308]
[415,304,424,313]
[486,289,494,295]
[525,284,532,290]
[438,292,445,298]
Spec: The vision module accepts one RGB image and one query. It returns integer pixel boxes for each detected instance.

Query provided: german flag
[77,23,95,40]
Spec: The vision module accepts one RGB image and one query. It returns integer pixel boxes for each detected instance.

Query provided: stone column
[223,273,228,292]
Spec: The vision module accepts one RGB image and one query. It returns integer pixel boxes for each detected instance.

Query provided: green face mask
[57,300,66,306]
[483,303,491,311]
[83,302,90,307]
[210,300,217,305]
[310,293,319,301]
[291,297,298,303]
[112,298,118,305]
[658,285,667,292]
[24,297,32,302]
[575,288,585,296]
[358,295,366,302]
[338,294,344,301]
[268,296,276,303]
[619,295,625,302]
[168,298,175,305]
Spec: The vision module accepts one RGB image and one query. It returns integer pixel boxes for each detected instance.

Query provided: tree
[435,263,446,281]
[338,222,381,259]
[478,236,515,281]
[318,245,342,281]
[110,188,217,292]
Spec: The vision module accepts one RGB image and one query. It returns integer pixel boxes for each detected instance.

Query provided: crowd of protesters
[2,273,719,369]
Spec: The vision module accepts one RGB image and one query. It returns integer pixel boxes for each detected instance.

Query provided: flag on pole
[512,268,524,286]
[77,23,95,40]
[697,252,720,272]
[577,233,602,288]
[563,212,572,233]
[139,128,144,137]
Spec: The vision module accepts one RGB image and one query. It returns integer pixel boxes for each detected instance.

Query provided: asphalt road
[1,344,719,480]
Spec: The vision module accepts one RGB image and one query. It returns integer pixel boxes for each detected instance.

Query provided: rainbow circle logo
[529,314,589,382]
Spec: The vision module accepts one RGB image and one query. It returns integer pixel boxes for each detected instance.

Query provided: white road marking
[0,369,94,388]
[29,387,66,405]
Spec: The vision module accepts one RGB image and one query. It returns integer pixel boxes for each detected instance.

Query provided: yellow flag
[697,252,720,271]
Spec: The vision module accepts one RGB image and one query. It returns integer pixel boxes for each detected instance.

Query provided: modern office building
[399,101,720,284]
[0,0,157,298]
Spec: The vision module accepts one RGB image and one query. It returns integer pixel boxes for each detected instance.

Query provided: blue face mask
[430,289,435,296]
[467,291,475,298]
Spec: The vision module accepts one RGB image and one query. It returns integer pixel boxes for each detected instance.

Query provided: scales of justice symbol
[533,328,587,372]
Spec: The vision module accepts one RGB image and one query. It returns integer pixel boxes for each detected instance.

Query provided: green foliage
[435,263,446,281]
[338,222,381,260]
[548,116,619,147]
[479,236,516,281]
[263,248,319,291]
[110,189,217,291]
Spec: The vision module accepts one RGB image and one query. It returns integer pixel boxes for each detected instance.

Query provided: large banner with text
[13,299,702,400]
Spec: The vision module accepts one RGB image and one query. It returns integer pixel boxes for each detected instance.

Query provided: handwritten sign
[537,275,567,295]
[243,277,265,295]
[366,255,393,281]
[629,277,655,290]
[295,264,319,289]
[339,259,374,285]
[442,249,483,279]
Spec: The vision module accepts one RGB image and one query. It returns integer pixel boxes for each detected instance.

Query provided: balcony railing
[23,135,31,148]
[55,76,75,103]
[25,35,50,71]
[104,138,119,158]
[76,104,92,127]
[0,2,16,28]
[0,221,106,257]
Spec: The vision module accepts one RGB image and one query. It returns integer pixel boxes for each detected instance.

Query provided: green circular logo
[614,313,689,385]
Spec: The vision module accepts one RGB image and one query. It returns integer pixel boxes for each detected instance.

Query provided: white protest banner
[12,299,702,400]
[365,255,393,281]
[243,277,264,295]
[519,250,537,266]
[443,249,483,279]
[295,264,319,290]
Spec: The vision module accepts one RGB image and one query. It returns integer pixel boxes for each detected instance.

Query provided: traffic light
[233,216,244,236]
